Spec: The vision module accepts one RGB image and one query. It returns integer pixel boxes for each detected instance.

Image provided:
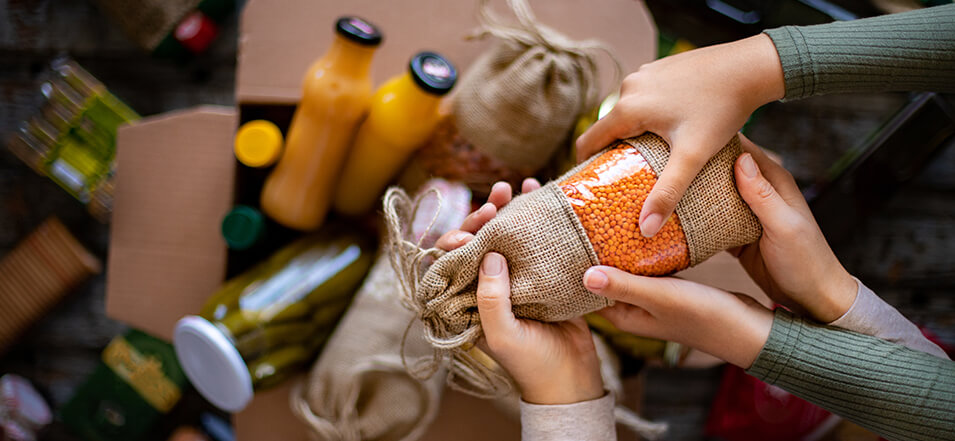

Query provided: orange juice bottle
[259,17,382,231]
[334,52,457,216]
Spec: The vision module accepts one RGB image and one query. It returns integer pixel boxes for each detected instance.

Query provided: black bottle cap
[335,16,382,47]
[409,52,457,96]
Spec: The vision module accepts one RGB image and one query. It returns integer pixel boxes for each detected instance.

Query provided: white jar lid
[174,316,253,412]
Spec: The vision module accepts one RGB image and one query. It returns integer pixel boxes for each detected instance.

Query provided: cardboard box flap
[106,106,237,341]
[237,0,657,105]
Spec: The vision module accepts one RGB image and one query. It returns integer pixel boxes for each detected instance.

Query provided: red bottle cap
[175,11,219,54]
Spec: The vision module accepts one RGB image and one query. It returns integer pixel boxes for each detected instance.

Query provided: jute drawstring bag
[291,180,470,441]
[407,0,622,196]
[384,133,761,394]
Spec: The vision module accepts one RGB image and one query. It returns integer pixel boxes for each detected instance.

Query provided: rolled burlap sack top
[385,134,761,395]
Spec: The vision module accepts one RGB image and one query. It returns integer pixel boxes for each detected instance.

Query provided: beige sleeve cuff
[829,277,948,360]
[520,392,616,441]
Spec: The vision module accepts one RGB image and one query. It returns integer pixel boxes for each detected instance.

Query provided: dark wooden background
[1,1,952,440]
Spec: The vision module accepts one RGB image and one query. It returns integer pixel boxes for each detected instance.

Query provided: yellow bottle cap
[234,120,283,168]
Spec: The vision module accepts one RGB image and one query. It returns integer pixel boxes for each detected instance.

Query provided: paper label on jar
[102,337,181,413]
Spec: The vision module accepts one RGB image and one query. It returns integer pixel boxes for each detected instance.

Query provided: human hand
[434,178,541,250]
[476,252,604,404]
[434,179,604,405]
[575,34,784,238]
[584,267,774,369]
[731,135,857,323]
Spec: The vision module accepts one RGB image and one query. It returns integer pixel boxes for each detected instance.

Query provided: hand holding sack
[385,134,761,392]
[405,0,620,197]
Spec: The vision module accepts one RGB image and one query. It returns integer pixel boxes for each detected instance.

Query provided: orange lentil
[560,143,690,276]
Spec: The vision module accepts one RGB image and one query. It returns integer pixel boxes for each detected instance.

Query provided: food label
[102,337,181,413]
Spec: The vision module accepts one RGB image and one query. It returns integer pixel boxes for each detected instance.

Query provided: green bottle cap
[221,205,265,250]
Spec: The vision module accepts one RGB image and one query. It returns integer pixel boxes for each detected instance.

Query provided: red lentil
[560,143,690,276]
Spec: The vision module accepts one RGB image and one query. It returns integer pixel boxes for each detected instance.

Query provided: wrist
[814,270,859,323]
[733,34,785,110]
[520,362,604,405]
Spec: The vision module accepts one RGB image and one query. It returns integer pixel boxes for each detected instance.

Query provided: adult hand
[575,34,785,238]
[584,267,774,369]
[731,135,858,323]
[434,179,604,405]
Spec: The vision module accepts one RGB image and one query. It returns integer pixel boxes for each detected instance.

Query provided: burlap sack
[291,181,469,441]
[384,133,760,394]
[452,0,620,173]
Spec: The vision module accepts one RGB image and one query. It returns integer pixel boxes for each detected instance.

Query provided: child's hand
[731,135,858,323]
[434,178,604,405]
[575,34,785,238]
[476,252,604,405]
[434,178,541,251]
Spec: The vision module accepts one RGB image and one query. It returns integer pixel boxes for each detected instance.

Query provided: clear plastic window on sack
[560,142,690,276]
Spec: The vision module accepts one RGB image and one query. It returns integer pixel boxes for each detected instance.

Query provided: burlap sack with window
[291,181,470,441]
[404,0,621,197]
[384,133,761,393]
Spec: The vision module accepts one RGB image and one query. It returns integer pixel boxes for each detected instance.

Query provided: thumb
[640,140,716,237]
[476,253,520,340]
[583,266,667,309]
[734,152,795,229]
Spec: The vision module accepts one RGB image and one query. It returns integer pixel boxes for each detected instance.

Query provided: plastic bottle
[333,52,457,216]
[259,17,382,231]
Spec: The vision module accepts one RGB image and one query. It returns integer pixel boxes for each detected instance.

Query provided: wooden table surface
[1,2,952,440]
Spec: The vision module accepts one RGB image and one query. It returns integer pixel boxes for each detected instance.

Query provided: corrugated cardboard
[236,0,657,105]
[106,106,237,341]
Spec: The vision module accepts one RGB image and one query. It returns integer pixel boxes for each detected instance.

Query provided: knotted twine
[452,0,623,173]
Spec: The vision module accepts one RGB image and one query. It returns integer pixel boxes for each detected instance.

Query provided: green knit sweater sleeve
[746,309,955,441]
[764,4,955,100]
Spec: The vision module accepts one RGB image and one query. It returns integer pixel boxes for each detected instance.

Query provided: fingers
[734,152,800,232]
[434,230,473,251]
[583,266,669,307]
[594,303,655,336]
[737,134,802,202]
[476,253,520,343]
[521,177,542,194]
[487,181,513,210]
[639,141,716,237]
[459,202,497,233]
[575,108,644,162]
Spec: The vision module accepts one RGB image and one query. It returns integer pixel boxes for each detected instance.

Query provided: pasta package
[385,133,761,390]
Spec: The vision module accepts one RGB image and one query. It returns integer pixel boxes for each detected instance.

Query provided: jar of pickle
[173,225,375,412]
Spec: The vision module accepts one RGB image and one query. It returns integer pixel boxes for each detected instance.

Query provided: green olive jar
[173,224,375,412]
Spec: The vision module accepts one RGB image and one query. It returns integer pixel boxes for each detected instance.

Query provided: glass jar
[173,225,375,412]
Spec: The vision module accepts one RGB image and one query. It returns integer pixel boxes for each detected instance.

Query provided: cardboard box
[104,1,765,439]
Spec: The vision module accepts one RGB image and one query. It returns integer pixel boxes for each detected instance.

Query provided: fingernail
[640,213,662,238]
[740,153,758,178]
[453,231,472,244]
[480,202,495,214]
[482,253,504,276]
[583,268,608,291]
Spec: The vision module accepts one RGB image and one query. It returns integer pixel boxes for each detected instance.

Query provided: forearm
[764,4,955,100]
[520,392,616,441]
[747,310,955,441]
[829,278,948,359]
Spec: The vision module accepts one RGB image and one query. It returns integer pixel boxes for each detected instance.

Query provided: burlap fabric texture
[291,182,471,441]
[290,256,444,441]
[384,132,761,395]
[452,0,621,173]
